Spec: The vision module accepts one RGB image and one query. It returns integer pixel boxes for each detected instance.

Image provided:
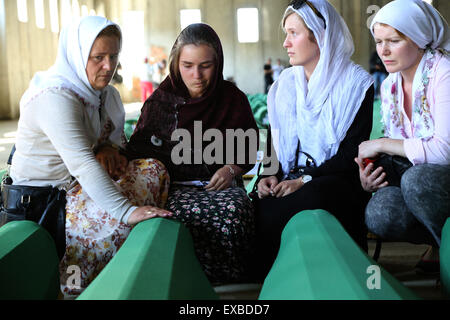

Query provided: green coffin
[78,218,218,300]
[0,221,60,300]
[370,99,383,140]
[124,119,138,141]
[258,210,419,300]
[441,218,450,297]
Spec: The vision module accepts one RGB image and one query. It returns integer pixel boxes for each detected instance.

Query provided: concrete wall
[0,0,290,119]
[0,0,9,119]
[104,0,290,98]
[0,0,449,119]
[0,0,59,119]
[332,0,449,70]
[0,0,108,120]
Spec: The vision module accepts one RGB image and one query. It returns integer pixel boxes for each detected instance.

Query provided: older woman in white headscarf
[7,16,173,297]
[253,0,374,280]
[356,0,450,274]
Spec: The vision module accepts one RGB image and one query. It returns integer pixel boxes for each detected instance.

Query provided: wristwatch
[301,175,312,184]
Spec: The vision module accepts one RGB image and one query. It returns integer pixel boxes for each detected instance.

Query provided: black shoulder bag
[0,146,67,260]
[248,133,317,200]
[372,154,413,187]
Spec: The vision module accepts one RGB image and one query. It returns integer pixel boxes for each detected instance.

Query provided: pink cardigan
[382,53,450,165]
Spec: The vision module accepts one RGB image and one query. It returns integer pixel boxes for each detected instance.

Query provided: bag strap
[250,126,273,195]
[293,140,301,172]
[250,160,264,196]
[290,140,317,173]
[38,188,66,226]
[7,145,16,166]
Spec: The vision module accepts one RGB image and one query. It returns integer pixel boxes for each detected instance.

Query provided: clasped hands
[257,176,304,199]
[354,139,389,193]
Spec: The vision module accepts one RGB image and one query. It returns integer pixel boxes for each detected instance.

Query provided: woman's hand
[354,157,388,192]
[358,138,406,160]
[96,145,128,179]
[272,178,303,198]
[205,165,237,191]
[257,176,279,199]
[127,206,173,226]
[357,139,382,160]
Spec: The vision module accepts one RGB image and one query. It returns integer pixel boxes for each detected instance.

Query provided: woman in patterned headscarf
[356,0,450,273]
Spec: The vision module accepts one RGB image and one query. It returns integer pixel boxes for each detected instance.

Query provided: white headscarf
[20,16,125,145]
[370,0,449,141]
[268,0,373,176]
[370,0,450,52]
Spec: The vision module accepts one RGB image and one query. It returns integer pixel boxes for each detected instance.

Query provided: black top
[125,81,258,182]
[126,24,258,182]
[263,85,374,184]
[264,64,274,84]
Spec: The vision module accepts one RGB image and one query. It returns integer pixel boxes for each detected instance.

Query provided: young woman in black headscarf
[126,23,259,284]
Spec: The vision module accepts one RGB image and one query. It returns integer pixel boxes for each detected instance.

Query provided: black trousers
[252,175,370,281]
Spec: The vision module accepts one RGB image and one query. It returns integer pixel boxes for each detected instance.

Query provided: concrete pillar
[107,0,290,96]
[0,0,10,119]
[0,0,59,120]
[1,0,448,119]
[328,0,380,72]
[435,0,449,21]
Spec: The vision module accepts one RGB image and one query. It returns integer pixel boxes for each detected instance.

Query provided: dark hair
[98,25,122,41]
[169,24,220,84]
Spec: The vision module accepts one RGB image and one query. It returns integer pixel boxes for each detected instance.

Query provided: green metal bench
[258,210,419,300]
[0,169,6,181]
[441,218,450,297]
[78,218,218,300]
[0,221,60,300]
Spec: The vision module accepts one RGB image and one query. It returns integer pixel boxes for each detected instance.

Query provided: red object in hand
[363,158,376,168]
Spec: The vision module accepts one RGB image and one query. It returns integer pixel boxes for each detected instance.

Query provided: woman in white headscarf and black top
[4,16,173,297]
[253,0,374,280]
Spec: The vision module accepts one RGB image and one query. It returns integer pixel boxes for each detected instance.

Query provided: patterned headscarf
[370,0,449,52]
[371,0,449,140]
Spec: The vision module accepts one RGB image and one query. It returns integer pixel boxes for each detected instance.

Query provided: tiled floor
[367,241,444,300]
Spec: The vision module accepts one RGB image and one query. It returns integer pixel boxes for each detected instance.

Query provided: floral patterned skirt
[59,159,169,298]
[166,185,255,285]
